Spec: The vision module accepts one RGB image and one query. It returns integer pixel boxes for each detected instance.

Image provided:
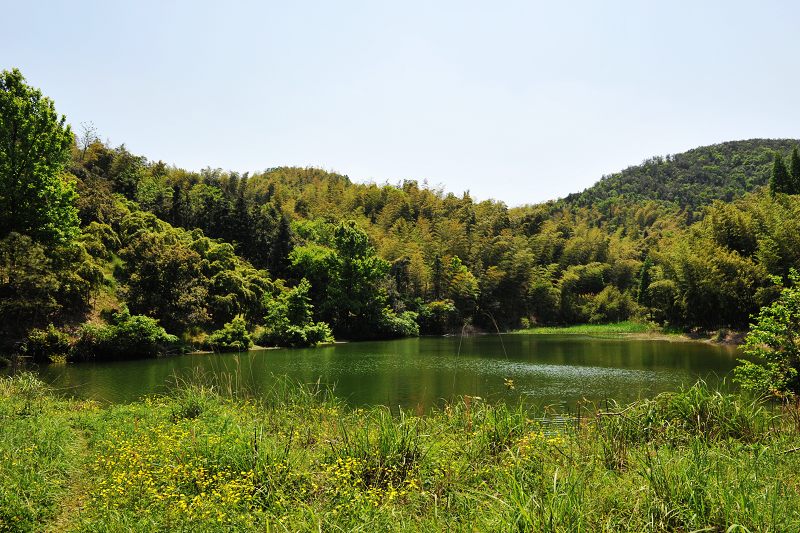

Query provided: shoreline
[509,322,746,346]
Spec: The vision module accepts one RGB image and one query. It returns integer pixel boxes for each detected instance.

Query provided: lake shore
[2,373,795,531]
[510,321,746,345]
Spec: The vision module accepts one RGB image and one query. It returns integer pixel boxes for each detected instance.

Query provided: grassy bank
[2,374,799,531]
[512,321,660,335]
[511,321,747,345]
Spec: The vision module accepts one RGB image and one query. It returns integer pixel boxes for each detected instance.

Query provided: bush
[298,322,334,346]
[70,309,180,361]
[205,317,252,352]
[255,322,333,348]
[584,286,637,324]
[418,300,459,335]
[22,324,71,363]
[378,309,419,338]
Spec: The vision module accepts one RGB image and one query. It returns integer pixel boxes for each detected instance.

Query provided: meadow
[1,373,799,532]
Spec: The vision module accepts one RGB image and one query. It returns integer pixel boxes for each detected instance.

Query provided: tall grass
[0,374,91,532]
[1,373,799,531]
[513,321,658,335]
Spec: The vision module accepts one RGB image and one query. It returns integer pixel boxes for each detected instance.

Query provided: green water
[35,335,741,409]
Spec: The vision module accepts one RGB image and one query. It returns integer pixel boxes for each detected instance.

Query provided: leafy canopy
[734,270,800,398]
[0,69,78,242]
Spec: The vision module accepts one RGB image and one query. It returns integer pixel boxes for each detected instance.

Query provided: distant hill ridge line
[562,138,800,210]
[253,138,799,209]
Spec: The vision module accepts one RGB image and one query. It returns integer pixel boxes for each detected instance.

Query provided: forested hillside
[3,68,800,364]
[564,139,798,211]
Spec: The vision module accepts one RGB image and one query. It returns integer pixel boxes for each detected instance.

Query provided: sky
[3,0,799,206]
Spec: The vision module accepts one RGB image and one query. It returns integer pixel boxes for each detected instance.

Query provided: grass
[512,320,659,335]
[2,374,800,531]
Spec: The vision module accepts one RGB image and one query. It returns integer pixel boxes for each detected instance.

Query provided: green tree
[636,256,653,305]
[0,232,102,346]
[0,233,60,340]
[0,68,78,242]
[289,221,401,339]
[790,146,800,194]
[70,309,180,361]
[734,270,800,398]
[257,278,333,347]
[118,221,210,332]
[109,145,146,197]
[769,152,791,196]
[324,221,392,338]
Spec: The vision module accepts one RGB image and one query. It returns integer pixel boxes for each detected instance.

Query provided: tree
[0,68,78,242]
[0,232,102,345]
[790,147,800,194]
[288,221,399,339]
[0,233,60,341]
[118,224,210,332]
[769,152,791,196]
[636,256,653,306]
[77,121,98,162]
[257,278,333,347]
[268,211,293,277]
[734,270,800,398]
[205,316,252,352]
[323,221,391,338]
[431,254,444,300]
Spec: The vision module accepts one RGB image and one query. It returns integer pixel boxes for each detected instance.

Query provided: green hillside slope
[564,139,799,210]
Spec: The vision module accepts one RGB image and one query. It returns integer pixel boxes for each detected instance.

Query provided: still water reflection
[36,335,741,410]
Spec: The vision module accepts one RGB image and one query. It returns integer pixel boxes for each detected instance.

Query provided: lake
[33,334,742,410]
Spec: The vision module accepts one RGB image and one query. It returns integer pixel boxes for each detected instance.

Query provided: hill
[563,139,799,211]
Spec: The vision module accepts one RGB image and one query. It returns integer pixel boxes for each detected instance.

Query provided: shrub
[255,322,333,348]
[70,309,180,361]
[597,381,770,446]
[378,309,419,338]
[205,317,252,352]
[584,286,637,324]
[22,324,71,363]
[417,299,459,335]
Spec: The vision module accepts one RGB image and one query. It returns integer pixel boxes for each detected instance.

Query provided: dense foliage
[564,139,798,211]
[70,309,180,361]
[3,67,800,363]
[735,271,800,398]
[0,69,78,243]
[205,317,252,352]
[255,279,333,348]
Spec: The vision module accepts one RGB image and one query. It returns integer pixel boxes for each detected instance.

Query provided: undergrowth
[1,374,799,531]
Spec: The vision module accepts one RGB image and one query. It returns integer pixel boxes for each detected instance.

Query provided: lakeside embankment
[1,373,797,531]
[511,321,746,345]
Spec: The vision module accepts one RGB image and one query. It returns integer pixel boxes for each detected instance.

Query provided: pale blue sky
[4,1,799,205]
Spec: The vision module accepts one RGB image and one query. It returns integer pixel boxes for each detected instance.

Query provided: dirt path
[44,427,91,532]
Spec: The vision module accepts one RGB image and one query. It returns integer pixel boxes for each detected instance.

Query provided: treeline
[3,67,800,363]
[769,147,800,195]
[68,135,800,334]
[564,139,798,211]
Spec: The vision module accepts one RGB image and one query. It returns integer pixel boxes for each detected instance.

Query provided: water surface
[36,334,741,410]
